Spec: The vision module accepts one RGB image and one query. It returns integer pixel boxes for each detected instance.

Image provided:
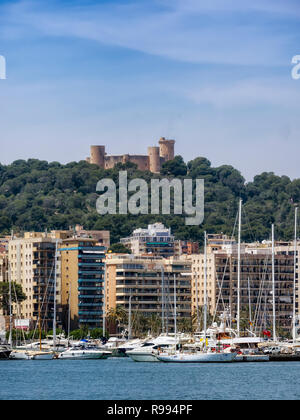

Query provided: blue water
[0,358,300,400]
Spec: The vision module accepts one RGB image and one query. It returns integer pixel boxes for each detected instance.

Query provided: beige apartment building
[188,235,299,336]
[120,223,198,258]
[5,226,109,332]
[0,251,8,284]
[8,232,61,331]
[0,240,9,330]
[105,254,192,333]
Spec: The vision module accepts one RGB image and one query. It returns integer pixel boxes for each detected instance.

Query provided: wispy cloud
[181,78,300,108]
[161,0,300,17]
[0,0,298,66]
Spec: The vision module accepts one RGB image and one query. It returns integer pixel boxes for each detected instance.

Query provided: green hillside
[0,156,299,244]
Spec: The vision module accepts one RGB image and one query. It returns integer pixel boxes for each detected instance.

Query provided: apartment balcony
[78,286,104,291]
[78,270,104,275]
[78,246,106,252]
[78,262,105,267]
[79,319,102,324]
[78,279,104,284]
[78,311,103,316]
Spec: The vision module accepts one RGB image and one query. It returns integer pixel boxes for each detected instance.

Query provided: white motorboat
[9,349,55,360]
[126,335,177,362]
[116,338,147,356]
[157,351,237,363]
[98,336,128,356]
[10,349,34,360]
[58,345,112,360]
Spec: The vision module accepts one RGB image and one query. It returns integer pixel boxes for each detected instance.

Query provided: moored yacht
[116,338,147,356]
[58,344,112,360]
[157,349,237,363]
[126,335,177,362]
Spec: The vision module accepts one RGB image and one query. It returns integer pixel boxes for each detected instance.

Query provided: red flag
[263,330,271,337]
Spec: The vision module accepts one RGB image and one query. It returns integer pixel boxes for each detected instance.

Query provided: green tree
[132,312,149,337]
[161,156,187,177]
[108,243,132,254]
[148,314,162,336]
[0,282,26,315]
[107,306,128,333]
[178,317,193,333]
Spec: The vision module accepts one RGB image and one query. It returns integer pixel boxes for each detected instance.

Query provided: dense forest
[0,156,299,245]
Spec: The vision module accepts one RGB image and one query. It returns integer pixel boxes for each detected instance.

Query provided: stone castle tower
[87,137,175,173]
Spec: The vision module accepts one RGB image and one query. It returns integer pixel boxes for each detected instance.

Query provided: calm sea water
[0,358,300,400]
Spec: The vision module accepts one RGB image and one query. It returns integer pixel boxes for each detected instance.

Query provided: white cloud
[0,0,298,66]
[181,78,300,108]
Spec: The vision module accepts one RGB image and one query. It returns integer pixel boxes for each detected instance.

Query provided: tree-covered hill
[0,157,299,244]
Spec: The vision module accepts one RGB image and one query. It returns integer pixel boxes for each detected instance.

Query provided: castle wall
[105,155,149,171]
[126,155,149,171]
[104,155,123,169]
[89,138,175,173]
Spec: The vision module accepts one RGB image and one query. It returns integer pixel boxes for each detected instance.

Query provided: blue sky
[0,0,299,180]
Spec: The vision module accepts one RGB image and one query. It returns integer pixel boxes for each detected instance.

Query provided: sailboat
[31,241,59,360]
[157,232,237,363]
[224,200,268,361]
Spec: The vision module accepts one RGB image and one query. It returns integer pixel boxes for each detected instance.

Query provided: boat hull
[31,352,54,360]
[127,352,160,363]
[58,351,111,360]
[235,354,269,363]
[0,349,11,360]
[9,351,33,360]
[157,352,237,363]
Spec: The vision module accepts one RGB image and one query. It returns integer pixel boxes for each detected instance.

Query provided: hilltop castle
[86,137,175,173]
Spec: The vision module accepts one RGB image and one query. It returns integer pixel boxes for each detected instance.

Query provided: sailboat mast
[272,224,276,342]
[248,277,252,333]
[67,282,71,344]
[237,199,242,338]
[53,240,58,350]
[174,274,177,342]
[194,267,200,332]
[8,262,12,347]
[128,294,132,340]
[293,207,298,343]
[103,259,106,339]
[39,279,42,351]
[161,267,165,334]
[204,231,207,349]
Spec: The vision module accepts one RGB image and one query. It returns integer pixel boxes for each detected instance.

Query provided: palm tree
[107,306,128,334]
[132,312,149,337]
[148,314,162,336]
[178,317,193,333]
[191,306,215,332]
